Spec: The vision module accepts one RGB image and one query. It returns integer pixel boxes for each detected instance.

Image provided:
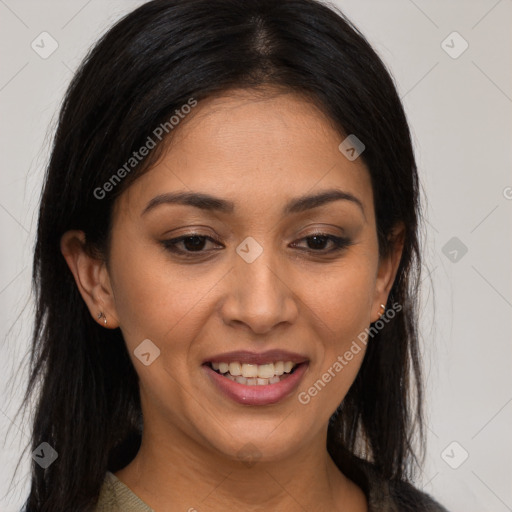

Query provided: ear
[370,222,405,323]
[60,230,119,328]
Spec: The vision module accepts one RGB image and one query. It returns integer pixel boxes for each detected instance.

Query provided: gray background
[1,0,511,510]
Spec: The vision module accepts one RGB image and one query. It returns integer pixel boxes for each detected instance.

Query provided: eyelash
[161,233,352,258]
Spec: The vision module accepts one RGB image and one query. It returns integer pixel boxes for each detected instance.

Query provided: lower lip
[203,362,309,406]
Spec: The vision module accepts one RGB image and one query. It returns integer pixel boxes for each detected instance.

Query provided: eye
[160,232,352,258]
[161,234,222,256]
[291,233,352,253]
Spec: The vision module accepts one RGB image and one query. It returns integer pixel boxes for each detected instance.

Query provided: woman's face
[103,89,398,463]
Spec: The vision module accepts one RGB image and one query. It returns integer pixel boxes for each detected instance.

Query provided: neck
[114,420,367,511]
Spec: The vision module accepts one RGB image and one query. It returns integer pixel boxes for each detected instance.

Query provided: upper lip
[203,349,309,365]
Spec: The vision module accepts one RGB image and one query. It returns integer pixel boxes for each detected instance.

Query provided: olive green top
[94,465,450,512]
[95,471,154,512]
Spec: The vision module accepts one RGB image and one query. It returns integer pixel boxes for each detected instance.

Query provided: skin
[61,88,404,512]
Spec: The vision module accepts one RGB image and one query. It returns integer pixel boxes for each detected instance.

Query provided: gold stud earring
[97,312,107,326]
[379,304,386,317]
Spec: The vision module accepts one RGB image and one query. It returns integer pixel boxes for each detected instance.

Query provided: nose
[220,241,299,335]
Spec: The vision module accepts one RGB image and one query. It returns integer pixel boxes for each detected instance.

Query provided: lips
[202,350,309,406]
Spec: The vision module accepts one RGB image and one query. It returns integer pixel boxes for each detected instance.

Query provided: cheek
[109,240,214,353]
[295,252,377,410]
[300,256,376,337]
[109,244,217,419]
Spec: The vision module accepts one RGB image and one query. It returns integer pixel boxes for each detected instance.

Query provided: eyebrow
[141,188,365,218]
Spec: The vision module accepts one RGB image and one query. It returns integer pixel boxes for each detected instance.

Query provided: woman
[18,0,449,510]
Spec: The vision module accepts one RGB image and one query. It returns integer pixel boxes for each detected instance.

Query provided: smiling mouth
[206,361,299,386]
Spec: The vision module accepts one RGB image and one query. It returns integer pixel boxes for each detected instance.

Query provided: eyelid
[161,234,222,252]
[160,231,352,257]
[291,233,352,252]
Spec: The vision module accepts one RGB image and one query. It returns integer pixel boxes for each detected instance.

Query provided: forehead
[115,89,374,221]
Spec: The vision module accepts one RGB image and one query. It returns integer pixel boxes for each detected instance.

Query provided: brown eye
[161,234,222,256]
[161,232,352,259]
[292,233,352,253]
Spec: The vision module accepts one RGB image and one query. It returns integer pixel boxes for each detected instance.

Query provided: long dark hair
[14,0,424,509]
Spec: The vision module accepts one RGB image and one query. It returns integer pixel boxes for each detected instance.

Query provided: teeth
[257,363,275,379]
[283,361,294,373]
[241,363,259,378]
[229,362,242,376]
[210,360,299,384]
[274,361,284,375]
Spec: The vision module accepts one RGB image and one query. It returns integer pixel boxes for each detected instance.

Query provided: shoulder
[94,471,154,512]
[94,472,119,512]
[387,478,450,512]
[352,458,450,512]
